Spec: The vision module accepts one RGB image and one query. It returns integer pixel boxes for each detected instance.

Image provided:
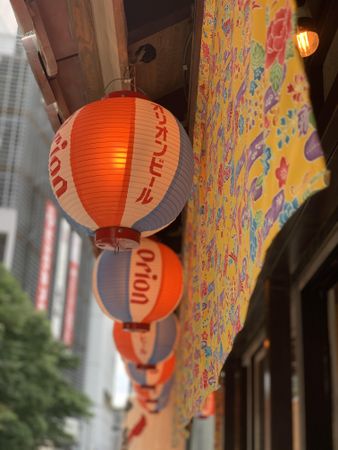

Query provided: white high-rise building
[0,3,127,448]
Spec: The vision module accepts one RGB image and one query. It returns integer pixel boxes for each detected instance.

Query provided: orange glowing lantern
[93,238,183,331]
[137,387,172,414]
[48,92,193,251]
[133,378,173,403]
[125,354,176,387]
[296,18,319,58]
[198,393,215,419]
[113,314,178,369]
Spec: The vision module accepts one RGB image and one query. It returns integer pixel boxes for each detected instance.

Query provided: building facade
[0,18,123,449]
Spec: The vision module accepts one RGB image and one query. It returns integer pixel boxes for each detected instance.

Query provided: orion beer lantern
[48,93,193,251]
[93,238,183,331]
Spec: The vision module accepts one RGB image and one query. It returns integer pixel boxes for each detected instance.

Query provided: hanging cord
[182,31,193,101]
[104,76,133,94]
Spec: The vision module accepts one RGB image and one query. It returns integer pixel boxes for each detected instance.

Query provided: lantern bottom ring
[123,322,151,332]
[137,363,157,370]
[94,226,140,251]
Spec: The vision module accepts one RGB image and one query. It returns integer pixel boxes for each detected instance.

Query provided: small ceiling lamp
[296,17,319,58]
[113,314,178,369]
[93,238,183,331]
[49,92,193,251]
[125,354,176,388]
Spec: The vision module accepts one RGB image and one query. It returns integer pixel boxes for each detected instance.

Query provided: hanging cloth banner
[175,0,328,428]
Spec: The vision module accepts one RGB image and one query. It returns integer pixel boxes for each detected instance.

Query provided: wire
[104,76,133,93]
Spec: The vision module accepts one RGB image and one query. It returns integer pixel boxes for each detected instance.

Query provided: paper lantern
[137,388,171,414]
[133,378,173,403]
[113,314,178,368]
[125,354,176,387]
[198,393,215,419]
[48,93,194,250]
[93,238,183,330]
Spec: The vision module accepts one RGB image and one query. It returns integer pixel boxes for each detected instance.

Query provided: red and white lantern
[48,93,193,250]
[125,354,176,387]
[93,238,183,331]
[113,314,178,368]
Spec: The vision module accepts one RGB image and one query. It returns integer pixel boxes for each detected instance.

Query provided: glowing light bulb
[296,23,319,58]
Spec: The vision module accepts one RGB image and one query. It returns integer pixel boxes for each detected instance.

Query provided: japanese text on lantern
[136,104,168,205]
[49,132,68,198]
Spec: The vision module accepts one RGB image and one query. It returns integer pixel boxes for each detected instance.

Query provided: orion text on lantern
[131,248,158,305]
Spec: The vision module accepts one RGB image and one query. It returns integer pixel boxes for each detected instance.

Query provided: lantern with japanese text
[113,314,178,369]
[125,354,176,387]
[48,93,193,251]
[93,238,183,330]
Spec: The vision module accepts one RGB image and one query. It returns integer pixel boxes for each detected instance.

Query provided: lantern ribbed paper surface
[138,388,171,414]
[126,354,176,387]
[134,378,173,401]
[49,95,193,250]
[198,393,215,419]
[113,314,178,367]
[93,238,183,328]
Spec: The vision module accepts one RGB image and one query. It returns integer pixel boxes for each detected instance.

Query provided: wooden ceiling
[10,0,198,251]
[10,0,195,126]
[128,18,191,100]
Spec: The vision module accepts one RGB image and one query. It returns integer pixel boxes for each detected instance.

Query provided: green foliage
[0,265,91,450]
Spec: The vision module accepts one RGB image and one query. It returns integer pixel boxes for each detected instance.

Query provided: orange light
[263,338,270,349]
[296,28,319,58]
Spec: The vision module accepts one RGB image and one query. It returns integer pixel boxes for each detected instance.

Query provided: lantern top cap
[104,90,149,100]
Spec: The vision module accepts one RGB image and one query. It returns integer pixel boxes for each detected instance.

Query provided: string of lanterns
[48,90,193,415]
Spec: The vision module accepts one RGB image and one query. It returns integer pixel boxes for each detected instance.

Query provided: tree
[0,264,91,450]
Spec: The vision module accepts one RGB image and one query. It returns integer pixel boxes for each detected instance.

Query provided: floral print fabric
[175,0,328,427]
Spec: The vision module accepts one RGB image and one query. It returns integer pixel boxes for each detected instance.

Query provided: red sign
[35,200,57,311]
[63,232,82,346]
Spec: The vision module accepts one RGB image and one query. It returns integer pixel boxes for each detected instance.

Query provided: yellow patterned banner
[174,0,328,427]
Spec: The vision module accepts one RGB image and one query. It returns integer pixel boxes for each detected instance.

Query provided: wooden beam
[188,0,204,139]
[90,0,130,94]
[66,0,104,102]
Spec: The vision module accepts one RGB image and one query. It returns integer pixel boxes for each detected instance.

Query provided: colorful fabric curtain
[175,0,328,427]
